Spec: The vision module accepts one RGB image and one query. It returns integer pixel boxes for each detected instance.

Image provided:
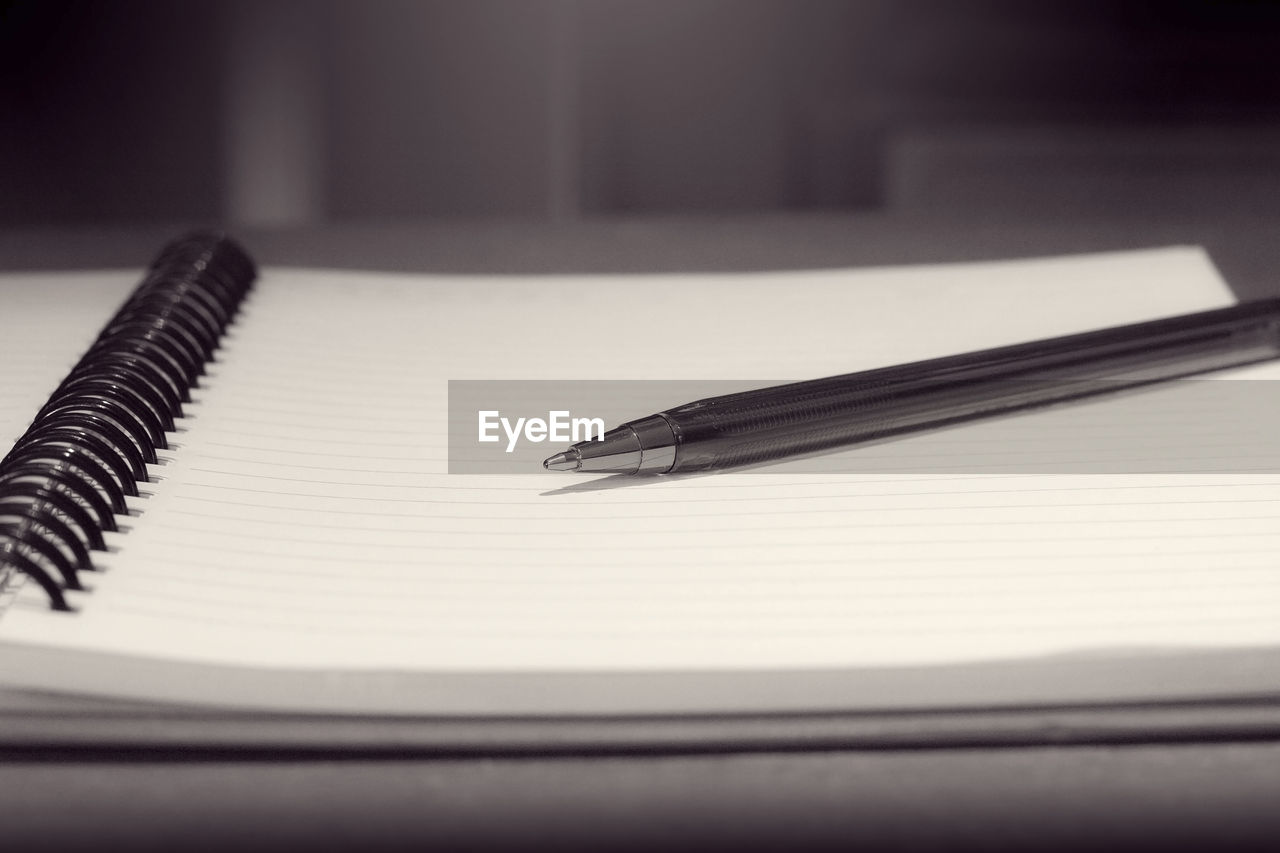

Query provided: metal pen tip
[543,450,581,472]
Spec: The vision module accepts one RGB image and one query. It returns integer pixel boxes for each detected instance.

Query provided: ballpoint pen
[543,297,1280,475]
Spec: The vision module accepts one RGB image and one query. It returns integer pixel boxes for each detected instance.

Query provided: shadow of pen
[535,444,874,496]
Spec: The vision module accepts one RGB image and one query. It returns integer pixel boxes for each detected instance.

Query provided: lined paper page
[3,248,1280,710]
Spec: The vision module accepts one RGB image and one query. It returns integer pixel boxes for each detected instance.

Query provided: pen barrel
[662,300,1280,473]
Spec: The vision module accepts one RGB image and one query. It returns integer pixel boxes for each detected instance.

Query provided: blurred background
[5,0,1280,228]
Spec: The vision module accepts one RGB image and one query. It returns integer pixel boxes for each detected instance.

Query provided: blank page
[0,272,140,607]
[0,272,138,452]
[3,247,1279,713]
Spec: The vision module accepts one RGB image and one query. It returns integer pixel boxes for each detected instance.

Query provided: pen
[542,297,1280,475]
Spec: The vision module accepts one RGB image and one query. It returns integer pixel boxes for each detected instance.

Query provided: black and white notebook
[2,233,1278,732]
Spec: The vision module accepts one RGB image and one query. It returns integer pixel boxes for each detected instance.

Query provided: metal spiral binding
[0,232,257,611]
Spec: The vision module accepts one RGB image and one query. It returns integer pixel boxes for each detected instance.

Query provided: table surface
[3,213,1279,852]
[2,211,1280,300]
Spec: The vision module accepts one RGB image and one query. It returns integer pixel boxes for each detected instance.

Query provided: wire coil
[0,232,256,610]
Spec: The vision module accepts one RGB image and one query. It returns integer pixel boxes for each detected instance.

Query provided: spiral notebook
[2,234,1279,734]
